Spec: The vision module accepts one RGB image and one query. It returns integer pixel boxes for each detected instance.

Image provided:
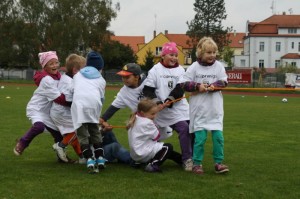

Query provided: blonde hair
[127,98,157,129]
[65,54,86,74]
[196,37,218,58]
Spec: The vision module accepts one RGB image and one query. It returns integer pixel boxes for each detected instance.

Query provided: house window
[275,60,281,68]
[275,42,281,52]
[291,62,297,67]
[298,42,300,52]
[291,42,294,49]
[288,28,297,34]
[259,60,264,68]
[240,59,246,67]
[259,42,264,52]
[155,47,162,56]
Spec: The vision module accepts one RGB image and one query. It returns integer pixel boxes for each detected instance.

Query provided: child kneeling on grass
[127,98,182,172]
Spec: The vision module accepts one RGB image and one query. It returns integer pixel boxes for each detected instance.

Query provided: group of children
[14,36,229,175]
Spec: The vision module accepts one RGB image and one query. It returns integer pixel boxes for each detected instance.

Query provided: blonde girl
[127,98,182,172]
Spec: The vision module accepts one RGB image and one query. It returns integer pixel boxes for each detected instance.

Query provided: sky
[109,0,300,42]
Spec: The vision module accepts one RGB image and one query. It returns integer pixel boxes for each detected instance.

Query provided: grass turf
[0,83,299,199]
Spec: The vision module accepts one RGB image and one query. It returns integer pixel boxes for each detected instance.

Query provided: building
[112,30,244,68]
[234,14,300,72]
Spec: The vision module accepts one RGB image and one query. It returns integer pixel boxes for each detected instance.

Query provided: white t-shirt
[71,72,106,130]
[112,81,145,112]
[144,62,189,127]
[181,60,227,132]
[128,115,163,163]
[26,76,60,130]
[50,74,74,135]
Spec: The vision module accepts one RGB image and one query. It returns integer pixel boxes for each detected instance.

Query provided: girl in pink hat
[142,42,193,171]
[14,51,71,162]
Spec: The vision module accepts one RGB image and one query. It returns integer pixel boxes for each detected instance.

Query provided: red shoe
[192,165,204,175]
[215,163,229,174]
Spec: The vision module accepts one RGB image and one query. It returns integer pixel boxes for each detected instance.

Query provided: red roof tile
[111,36,145,53]
[227,32,245,48]
[165,34,194,48]
[248,15,300,35]
[281,53,300,59]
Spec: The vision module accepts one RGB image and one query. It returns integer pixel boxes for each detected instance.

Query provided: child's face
[201,48,217,64]
[142,106,158,120]
[121,75,139,88]
[44,58,60,75]
[162,53,178,66]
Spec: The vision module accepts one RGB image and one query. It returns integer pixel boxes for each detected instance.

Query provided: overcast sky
[109,0,300,42]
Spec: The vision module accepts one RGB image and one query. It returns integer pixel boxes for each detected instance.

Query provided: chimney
[153,30,156,38]
[165,30,168,35]
[234,30,236,36]
[283,11,286,15]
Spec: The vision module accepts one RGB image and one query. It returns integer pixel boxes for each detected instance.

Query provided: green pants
[193,130,224,165]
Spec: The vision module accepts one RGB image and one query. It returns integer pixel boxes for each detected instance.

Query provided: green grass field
[0,83,299,199]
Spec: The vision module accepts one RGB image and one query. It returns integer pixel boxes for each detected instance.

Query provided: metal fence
[0,68,287,88]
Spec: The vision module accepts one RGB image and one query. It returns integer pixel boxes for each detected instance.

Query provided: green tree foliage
[0,0,119,69]
[186,0,232,56]
[143,48,155,73]
[100,40,137,69]
[222,46,234,67]
[276,64,300,74]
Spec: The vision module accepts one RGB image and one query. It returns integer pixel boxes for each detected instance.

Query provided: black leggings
[149,143,182,166]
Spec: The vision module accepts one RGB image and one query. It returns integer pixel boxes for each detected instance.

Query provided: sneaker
[215,163,229,174]
[144,163,161,173]
[183,158,193,171]
[13,140,25,156]
[87,158,98,174]
[95,157,106,169]
[192,165,204,175]
[52,143,68,163]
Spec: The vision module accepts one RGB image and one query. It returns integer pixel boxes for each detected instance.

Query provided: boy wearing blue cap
[71,51,106,174]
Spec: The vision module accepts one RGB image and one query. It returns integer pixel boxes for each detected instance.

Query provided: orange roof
[248,15,300,35]
[281,53,300,59]
[261,15,300,28]
[165,34,193,48]
[111,36,145,53]
[227,32,245,48]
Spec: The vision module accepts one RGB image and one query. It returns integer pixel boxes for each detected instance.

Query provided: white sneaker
[183,158,193,171]
[52,143,68,163]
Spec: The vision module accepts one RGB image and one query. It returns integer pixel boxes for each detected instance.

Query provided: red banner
[226,69,252,84]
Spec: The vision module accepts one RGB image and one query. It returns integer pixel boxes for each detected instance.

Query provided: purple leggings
[170,120,192,162]
[19,122,62,148]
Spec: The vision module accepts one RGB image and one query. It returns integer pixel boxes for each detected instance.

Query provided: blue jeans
[103,142,132,164]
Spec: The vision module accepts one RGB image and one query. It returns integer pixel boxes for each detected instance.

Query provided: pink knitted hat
[161,42,178,56]
[38,51,58,68]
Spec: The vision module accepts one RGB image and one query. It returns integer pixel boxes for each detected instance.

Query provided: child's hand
[199,84,208,92]
[207,84,215,91]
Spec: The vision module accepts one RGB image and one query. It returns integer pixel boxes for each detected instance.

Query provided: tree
[0,0,119,68]
[100,40,137,69]
[142,48,155,73]
[276,64,299,74]
[222,46,234,67]
[186,0,232,56]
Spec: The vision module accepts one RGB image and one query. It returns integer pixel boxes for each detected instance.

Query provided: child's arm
[164,84,185,108]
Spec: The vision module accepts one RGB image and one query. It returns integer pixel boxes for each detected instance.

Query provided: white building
[234,14,300,72]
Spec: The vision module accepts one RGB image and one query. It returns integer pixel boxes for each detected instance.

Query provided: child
[101,129,132,164]
[71,51,106,174]
[50,54,86,163]
[142,42,193,171]
[127,98,182,172]
[180,37,229,174]
[100,63,172,141]
[14,51,66,160]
